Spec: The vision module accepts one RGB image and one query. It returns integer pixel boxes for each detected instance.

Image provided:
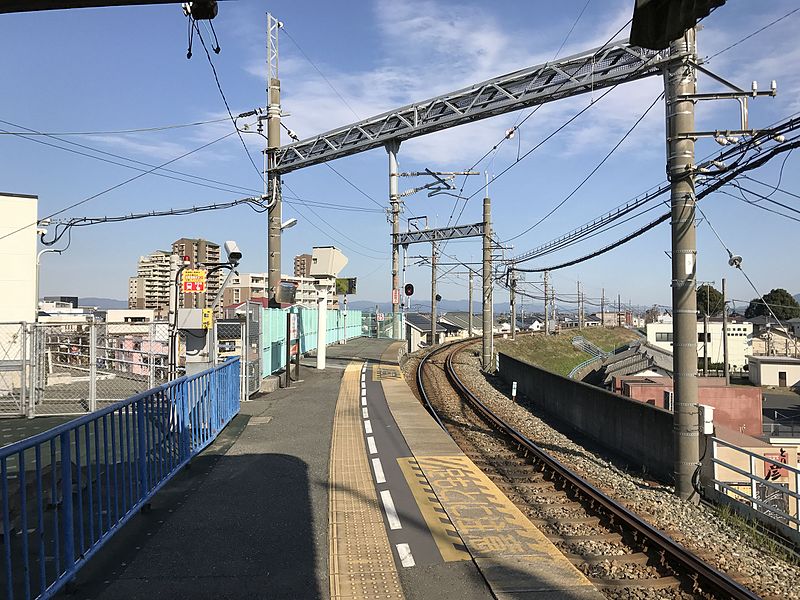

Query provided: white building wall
[646,321,753,369]
[748,360,800,387]
[0,193,38,323]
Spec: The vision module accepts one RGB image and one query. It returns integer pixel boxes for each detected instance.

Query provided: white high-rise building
[128,250,171,316]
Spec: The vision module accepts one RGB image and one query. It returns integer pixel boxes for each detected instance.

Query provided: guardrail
[710,436,800,535]
[1,358,240,600]
[567,355,603,379]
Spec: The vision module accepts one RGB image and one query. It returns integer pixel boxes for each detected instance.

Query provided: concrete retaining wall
[498,352,674,480]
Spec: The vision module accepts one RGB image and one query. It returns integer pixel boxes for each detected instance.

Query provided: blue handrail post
[136,398,148,497]
[180,380,191,462]
[59,431,75,573]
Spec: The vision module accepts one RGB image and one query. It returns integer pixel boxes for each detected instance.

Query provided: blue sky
[2,0,798,313]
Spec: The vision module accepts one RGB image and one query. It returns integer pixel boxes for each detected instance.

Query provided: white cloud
[243,0,795,174]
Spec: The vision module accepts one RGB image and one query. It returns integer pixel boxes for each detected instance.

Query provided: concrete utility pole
[703,313,709,376]
[430,240,438,346]
[577,281,582,329]
[387,141,401,339]
[482,192,493,370]
[722,277,730,383]
[665,28,699,501]
[543,271,549,334]
[468,271,474,337]
[618,294,622,327]
[510,267,517,341]
[601,288,605,328]
[266,14,283,306]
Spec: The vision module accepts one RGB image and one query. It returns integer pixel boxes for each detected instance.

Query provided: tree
[696,284,724,317]
[644,305,660,324]
[745,288,800,320]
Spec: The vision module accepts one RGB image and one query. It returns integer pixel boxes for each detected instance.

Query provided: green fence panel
[261,306,362,378]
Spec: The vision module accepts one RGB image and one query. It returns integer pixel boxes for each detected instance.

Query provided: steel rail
[416,338,760,600]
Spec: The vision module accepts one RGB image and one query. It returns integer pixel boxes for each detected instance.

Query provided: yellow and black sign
[201,308,214,330]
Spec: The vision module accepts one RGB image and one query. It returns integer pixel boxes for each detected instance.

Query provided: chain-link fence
[0,323,28,417]
[15,321,172,417]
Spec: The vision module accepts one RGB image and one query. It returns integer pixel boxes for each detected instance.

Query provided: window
[698,332,710,342]
[656,332,673,342]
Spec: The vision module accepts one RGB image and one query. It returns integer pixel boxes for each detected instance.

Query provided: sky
[2,0,799,314]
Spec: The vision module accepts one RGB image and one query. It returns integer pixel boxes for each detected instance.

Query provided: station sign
[182,269,207,293]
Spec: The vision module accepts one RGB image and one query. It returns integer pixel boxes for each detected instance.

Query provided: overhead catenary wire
[445,14,632,233]
[510,125,800,274]
[503,90,664,243]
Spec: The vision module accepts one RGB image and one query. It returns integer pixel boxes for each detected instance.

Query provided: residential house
[646,319,753,370]
[405,313,448,352]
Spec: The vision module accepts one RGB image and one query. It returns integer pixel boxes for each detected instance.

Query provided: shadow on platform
[57,439,322,599]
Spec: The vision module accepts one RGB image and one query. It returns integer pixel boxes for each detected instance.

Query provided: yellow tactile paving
[381,343,604,598]
[329,362,405,600]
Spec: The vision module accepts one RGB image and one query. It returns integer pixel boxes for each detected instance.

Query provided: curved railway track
[415,337,760,600]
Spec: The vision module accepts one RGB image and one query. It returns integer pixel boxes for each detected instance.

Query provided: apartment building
[222,272,267,307]
[222,273,320,309]
[128,250,171,315]
[171,238,222,309]
[293,253,313,277]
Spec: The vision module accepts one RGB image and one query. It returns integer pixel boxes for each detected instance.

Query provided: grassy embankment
[495,327,641,376]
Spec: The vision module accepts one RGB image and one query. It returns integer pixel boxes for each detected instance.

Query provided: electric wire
[194,22,266,185]
[445,15,633,233]
[511,115,800,266]
[694,204,790,330]
[282,25,361,122]
[0,120,261,196]
[511,128,800,273]
[0,130,238,243]
[0,117,231,137]
[706,7,800,61]
[282,182,387,259]
[1,120,384,215]
[503,90,664,243]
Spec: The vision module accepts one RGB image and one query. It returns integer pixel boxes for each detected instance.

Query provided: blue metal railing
[1,358,240,600]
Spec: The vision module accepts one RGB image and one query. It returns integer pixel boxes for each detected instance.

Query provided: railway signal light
[404,283,414,296]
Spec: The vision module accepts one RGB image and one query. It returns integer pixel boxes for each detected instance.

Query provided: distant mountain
[795,294,800,303]
[80,297,128,309]
[346,299,537,313]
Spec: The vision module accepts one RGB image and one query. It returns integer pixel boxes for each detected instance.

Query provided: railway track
[415,337,760,600]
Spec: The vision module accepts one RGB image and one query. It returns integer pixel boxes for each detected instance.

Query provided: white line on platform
[380,490,402,530]
[367,436,377,455]
[361,388,366,397]
[362,407,369,419]
[396,543,415,568]
[372,457,386,484]
[364,420,372,435]
[361,397,367,407]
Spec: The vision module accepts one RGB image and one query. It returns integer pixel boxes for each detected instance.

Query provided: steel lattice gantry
[274,41,671,174]
[396,223,484,246]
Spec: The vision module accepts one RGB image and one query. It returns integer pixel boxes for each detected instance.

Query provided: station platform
[58,338,601,599]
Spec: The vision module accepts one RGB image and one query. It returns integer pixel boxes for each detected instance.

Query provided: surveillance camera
[224,240,242,263]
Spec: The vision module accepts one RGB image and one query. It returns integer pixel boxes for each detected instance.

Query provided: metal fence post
[148,322,156,390]
[136,398,148,495]
[89,321,97,412]
[21,322,32,418]
[60,431,75,568]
